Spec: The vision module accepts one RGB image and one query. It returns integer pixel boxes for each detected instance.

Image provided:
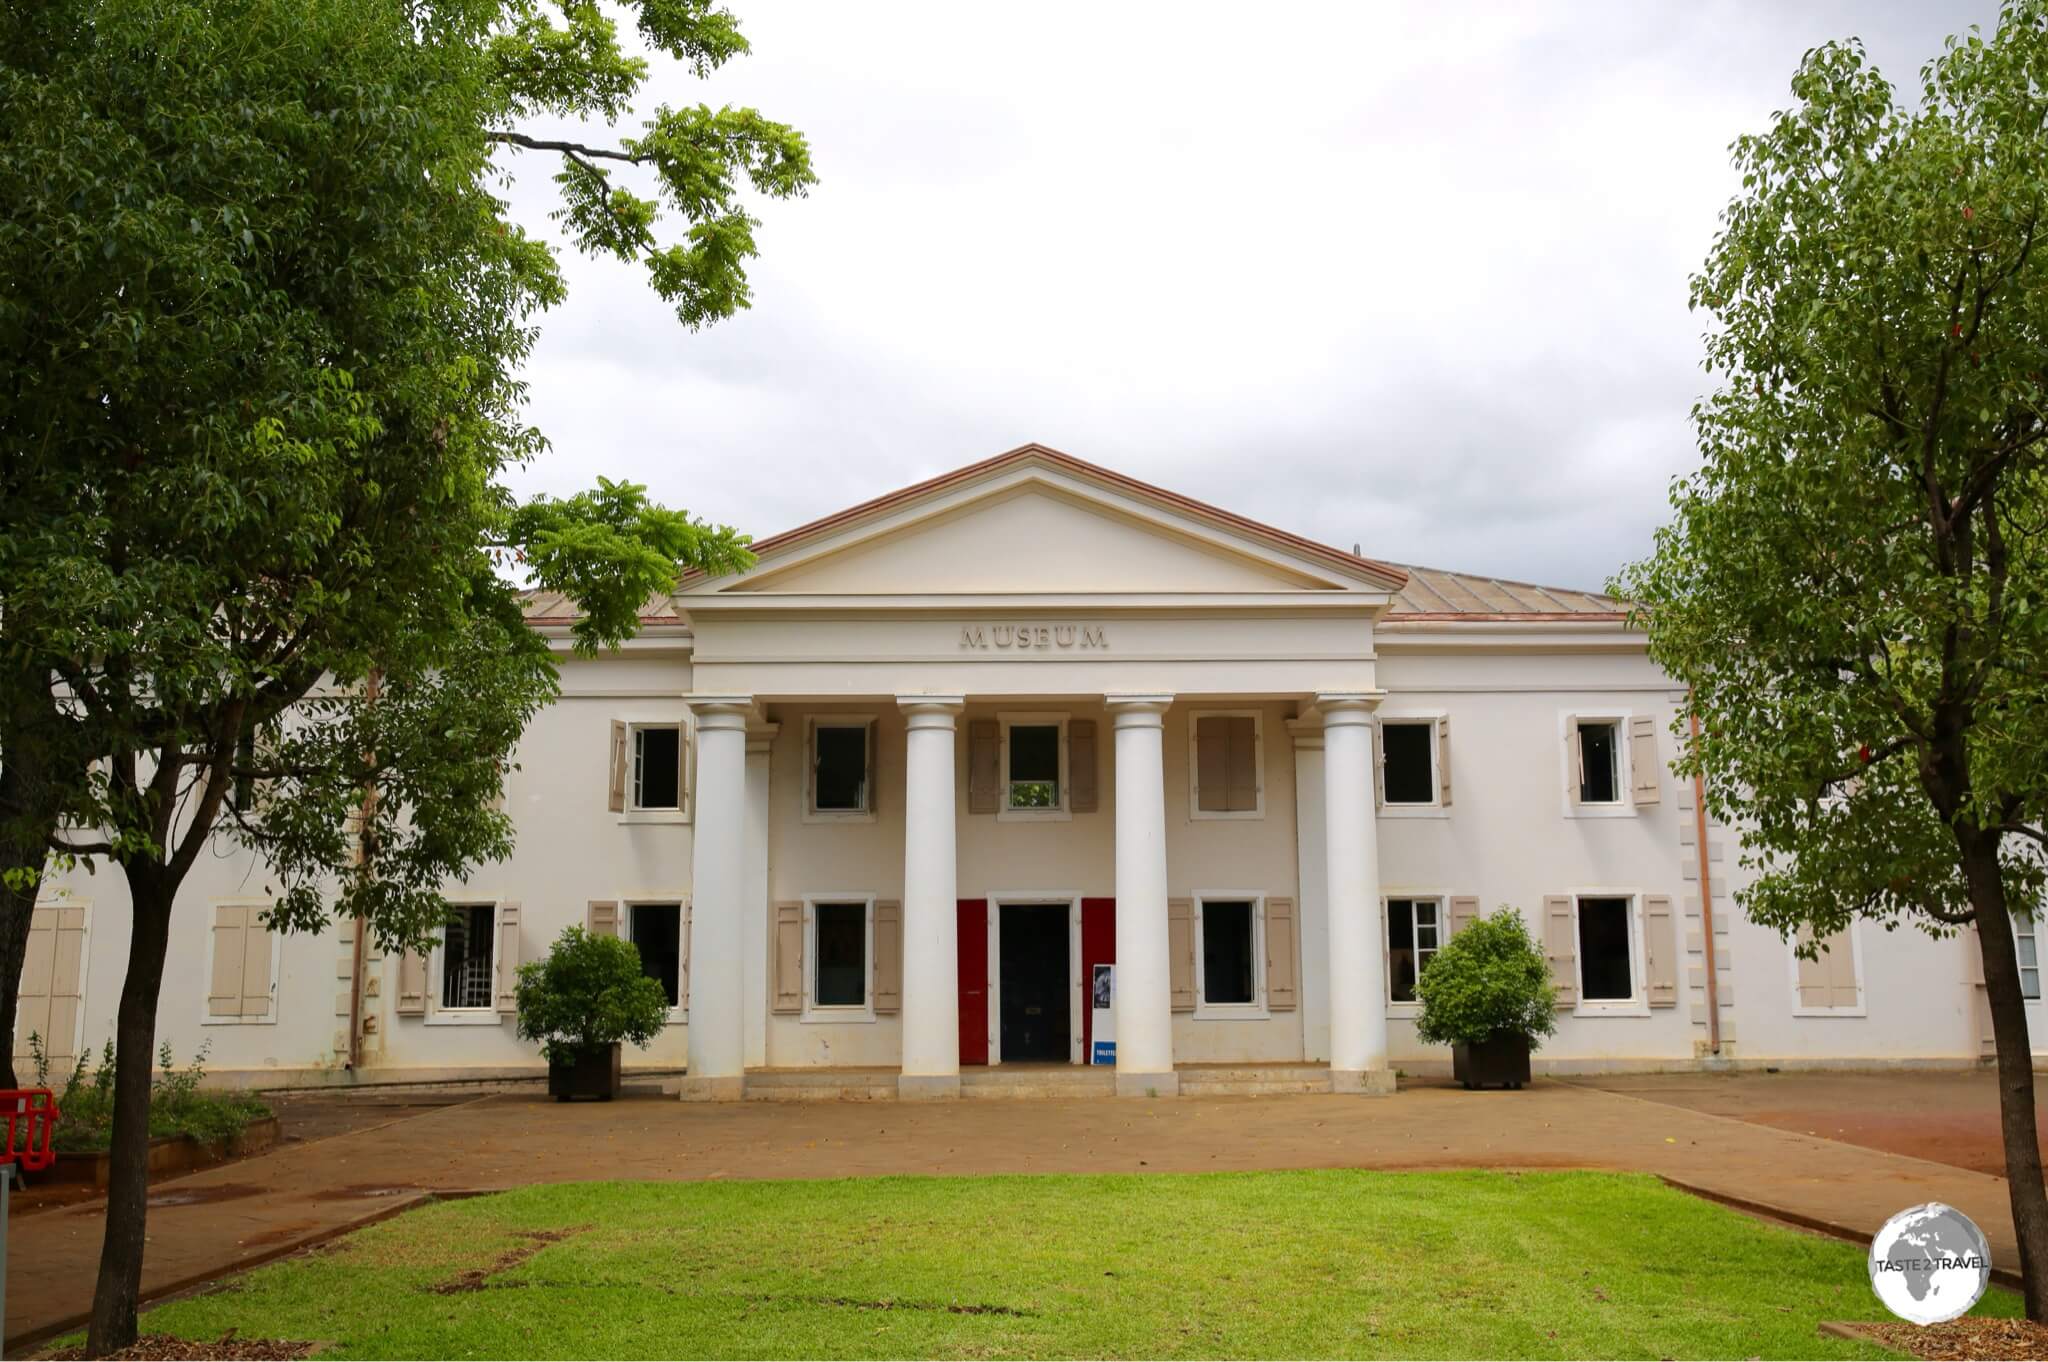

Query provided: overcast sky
[501,1,2000,595]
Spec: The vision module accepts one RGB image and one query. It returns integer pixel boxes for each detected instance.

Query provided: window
[629,903,684,1010]
[440,903,497,1010]
[1793,925,1861,1013]
[1576,896,1634,1002]
[1381,723,1436,805]
[633,725,683,811]
[2019,919,2041,1001]
[1006,721,1062,811]
[812,902,868,1009]
[1191,712,1262,817]
[1575,721,1621,805]
[1200,899,1257,1006]
[1387,898,1442,1003]
[810,720,872,814]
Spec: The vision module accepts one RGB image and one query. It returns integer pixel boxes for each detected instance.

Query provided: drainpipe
[346,668,382,1072]
[1689,705,1722,1055]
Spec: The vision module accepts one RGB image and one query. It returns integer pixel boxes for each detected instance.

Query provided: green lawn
[125,1169,2016,1358]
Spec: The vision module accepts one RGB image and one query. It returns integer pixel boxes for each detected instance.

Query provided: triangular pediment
[682,445,1405,599]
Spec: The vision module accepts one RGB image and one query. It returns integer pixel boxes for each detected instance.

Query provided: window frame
[1570,891,1648,1015]
[801,893,877,1023]
[1561,712,1636,820]
[200,898,282,1028]
[624,898,689,1024]
[621,719,691,824]
[1376,712,1447,819]
[1192,891,1269,1020]
[426,900,506,1026]
[998,712,1070,822]
[804,715,878,823]
[1187,709,1266,821]
[2020,917,2043,1004]
[1786,921,1867,1018]
[1383,893,1448,1012]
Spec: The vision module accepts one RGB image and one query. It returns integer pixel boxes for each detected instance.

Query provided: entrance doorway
[998,905,1071,1062]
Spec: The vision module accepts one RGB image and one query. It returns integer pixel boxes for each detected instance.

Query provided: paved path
[8,1078,2021,1350]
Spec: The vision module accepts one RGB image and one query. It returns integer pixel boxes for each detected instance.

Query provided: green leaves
[1413,910,1558,1050]
[513,926,672,1065]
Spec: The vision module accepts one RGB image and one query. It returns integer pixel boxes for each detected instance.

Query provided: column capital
[896,694,965,728]
[1313,691,1387,725]
[1105,693,1174,728]
[686,694,757,731]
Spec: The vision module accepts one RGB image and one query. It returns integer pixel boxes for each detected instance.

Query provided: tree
[1,0,805,1349]
[1617,2,2048,1317]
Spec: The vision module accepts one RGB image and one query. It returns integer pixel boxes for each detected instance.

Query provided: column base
[897,1073,961,1101]
[1114,1070,1180,1098]
[676,1074,745,1102]
[1331,1067,1398,1096]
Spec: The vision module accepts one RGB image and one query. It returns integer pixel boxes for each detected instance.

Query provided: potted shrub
[514,927,671,1101]
[1413,907,1557,1090]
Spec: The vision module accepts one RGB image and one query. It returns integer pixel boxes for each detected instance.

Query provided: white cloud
[502,0,2000,593]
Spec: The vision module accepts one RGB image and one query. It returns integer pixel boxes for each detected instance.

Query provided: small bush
[1414,907,1559,1050]
[32,1036,271,1154]
[514,926,670,1066]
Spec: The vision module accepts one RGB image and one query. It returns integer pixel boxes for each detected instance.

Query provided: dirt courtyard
[1582,1068,2048,1177]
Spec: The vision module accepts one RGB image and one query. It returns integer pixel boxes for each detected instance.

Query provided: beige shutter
[1566,718,1584,803]
[865,721,880,817]
[1265,897,1297,1011]
[608,720,628,813]
[1068,720,1098,813]
[873,899,902,1014]
[396,949,428,1016]
[1798,926,1859,1009]
[19,907,87,1070]
[1795,928,1829,1008]
[1448,895,1480,937]
[494,902,521,1015]
[1225,716,1258,812]
[1168,897,1196,1011]
[967,719,1000,815]
[209,905,248,1017]
[772,901,803,1013]
[1437,718,1453,807]
[241,908,274,1019]
[1629,715,1662,806]
[678,723,693,815]
[1195,717,1227,813]
[681,902,692,1010]
[1968,925,1996,1056]
[587,901,619,937]
[1643,894,1676,1007]
[1372,723,1385,808]
[1543,895,1577,1008]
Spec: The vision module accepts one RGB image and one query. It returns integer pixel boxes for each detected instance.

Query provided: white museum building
[19,446,2037,1097]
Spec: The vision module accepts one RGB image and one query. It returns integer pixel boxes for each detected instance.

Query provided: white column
[1289,718,1332,1064]
[1107,694,1177,1096]
[681,697,752,1101]
[741,720,777,1071]
[897,696,964,1099]
[1319,692,1394,1094]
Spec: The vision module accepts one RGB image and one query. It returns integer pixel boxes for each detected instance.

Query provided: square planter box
[50,1115,282,1188]
[1451,1035,1531,1090]
[549,1042,623,1101]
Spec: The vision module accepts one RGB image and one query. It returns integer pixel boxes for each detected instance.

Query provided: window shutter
[1168,897,1196,1011]
[241,909,274,1019]
[1068,720,1098,813]
[209,905,247,1017]
[1372,723,1385,809]
[865,721,880,818]
[1225,716,1258,812]
[1968,925,1996,1056]
[396,949,427,1016]
[1265,897,1297,1010]
[1195,717,1227,813]
[1565,719,1584,804]
[608,720,628,813]
[1543,895,1577,1008]
[967,720,1000,815]
[1643,894,1677,1007]
[682,902,693,1010]
[873,899,903,1014]
[1448,896,1479,937]
[772,901,803,1013]
[679,723,693,815]
[1437,718,1453,807]
[1795,927,1829,1008]
[1829,928,1859,1009]
[587,901,619,937]
[26,908,88,1069]
[1629,715,1661,806]
[495,902,521,1015]
[1798,926,1858,1009]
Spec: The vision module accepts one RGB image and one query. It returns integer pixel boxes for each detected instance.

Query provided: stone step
[1178,1066,1333,1096]
[742,1069,899,1102]
[960,1067,1116,1099]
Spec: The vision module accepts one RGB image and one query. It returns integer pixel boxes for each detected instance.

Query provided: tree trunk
[85,879,174,1355]
[0,681,73,1089]
[1966,837,2048,1321]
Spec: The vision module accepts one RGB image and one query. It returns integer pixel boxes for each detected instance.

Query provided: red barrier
[0,1089,59,1173]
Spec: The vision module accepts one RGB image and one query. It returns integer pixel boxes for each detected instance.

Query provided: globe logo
[1868,1202,1992,1325]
